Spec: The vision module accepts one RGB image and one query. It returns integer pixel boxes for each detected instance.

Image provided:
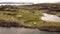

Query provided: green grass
[0,5,60,28]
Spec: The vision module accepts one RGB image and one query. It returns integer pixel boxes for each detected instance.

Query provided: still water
[0,27,60,34]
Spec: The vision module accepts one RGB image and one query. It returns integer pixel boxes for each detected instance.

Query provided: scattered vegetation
[0,3,60,29]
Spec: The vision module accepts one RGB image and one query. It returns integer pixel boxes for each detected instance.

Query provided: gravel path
[0,27,60,34]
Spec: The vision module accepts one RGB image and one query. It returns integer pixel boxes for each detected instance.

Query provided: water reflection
[0,27,60,34]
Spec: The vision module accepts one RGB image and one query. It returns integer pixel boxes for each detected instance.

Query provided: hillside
[0,3,60,32]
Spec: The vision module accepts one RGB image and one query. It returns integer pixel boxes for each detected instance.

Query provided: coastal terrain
[0,3,60,32]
